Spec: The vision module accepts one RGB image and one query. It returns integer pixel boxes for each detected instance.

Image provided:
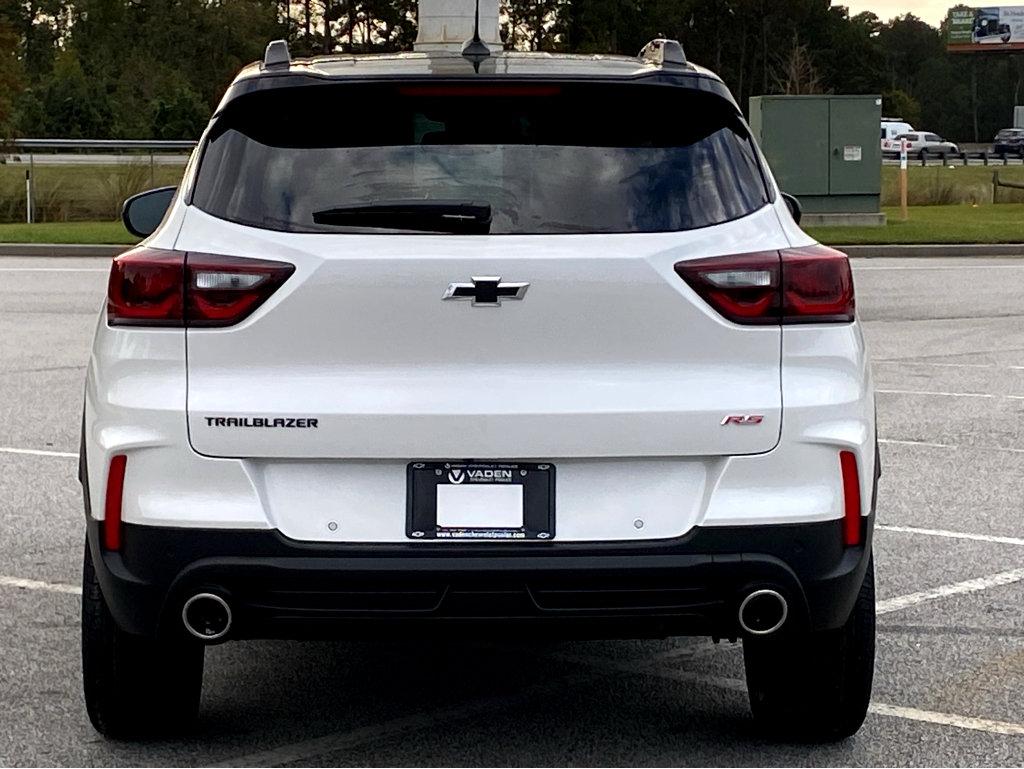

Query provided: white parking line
[0,575,81,595]
[878,437,1024,455]
[869,703,1024,737]
[876,361,1024,371]
[879,437,956,450]
[0,267,108,273]
[877,524,1024,548]
[877,388,1000,399]
[854,264,1024,271]
[877,567,1024,615]
[0,446,78,458]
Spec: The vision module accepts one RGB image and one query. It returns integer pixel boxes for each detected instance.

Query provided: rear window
[191,82,770,235]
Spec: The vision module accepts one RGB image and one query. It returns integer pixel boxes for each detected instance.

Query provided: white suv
[80,39,878,741]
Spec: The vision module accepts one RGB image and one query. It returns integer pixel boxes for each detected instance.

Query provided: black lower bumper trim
[86,517,872,641]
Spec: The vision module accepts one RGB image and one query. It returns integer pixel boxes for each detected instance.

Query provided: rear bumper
[87,517,873,641]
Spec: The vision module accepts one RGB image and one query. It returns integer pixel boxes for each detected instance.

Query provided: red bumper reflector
[103,454,127,551]
[840,451,862,546]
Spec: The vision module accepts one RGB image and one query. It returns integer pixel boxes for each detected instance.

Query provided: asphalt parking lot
[1,255,1022,766]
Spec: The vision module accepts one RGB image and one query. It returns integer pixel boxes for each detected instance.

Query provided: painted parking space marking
[875,360,1024,371]
[869,703,1024,737]
[0,575,81,595]
[853,264,1024,271]
[878,437,1024,455]
[877,388,1011,399]
[877,524,1024,548]
[0,267,108,273]
[879,437,957,450]
[0,446,78,458]
[877,568,1024,615]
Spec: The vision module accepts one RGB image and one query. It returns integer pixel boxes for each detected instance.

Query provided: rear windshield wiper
[311,200,492,234]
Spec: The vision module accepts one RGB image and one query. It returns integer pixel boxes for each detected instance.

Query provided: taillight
[674,245,854,325]
[186,254,296,327]
[781,246,856,323]
[839,450,862,547]
[103,454,127,551]
[108,248,294,327]
[107,248,184,326]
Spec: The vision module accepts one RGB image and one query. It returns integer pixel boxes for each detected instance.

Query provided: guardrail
[882,149,1024,167]
[8,139,197,151]
[5,138,196,224]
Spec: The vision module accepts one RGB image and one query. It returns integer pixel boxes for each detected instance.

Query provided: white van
[881,118,914,152]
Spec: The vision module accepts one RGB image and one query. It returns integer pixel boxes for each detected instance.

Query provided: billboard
[947,6,1024,51]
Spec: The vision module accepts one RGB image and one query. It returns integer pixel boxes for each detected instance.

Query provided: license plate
[406,462,555,540]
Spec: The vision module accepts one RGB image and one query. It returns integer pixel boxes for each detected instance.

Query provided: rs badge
[721,415,765,426]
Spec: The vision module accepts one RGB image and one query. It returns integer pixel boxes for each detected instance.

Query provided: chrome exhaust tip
[738,589,788,636]
[182,592,232,642]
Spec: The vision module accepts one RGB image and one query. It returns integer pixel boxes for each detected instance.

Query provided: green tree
[36,51,112,138]
[150,82,208,140]
[882,88,921,125]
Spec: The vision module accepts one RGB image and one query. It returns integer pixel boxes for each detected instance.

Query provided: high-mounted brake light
[103,454,127,551]
[397,85,562,97]
[674,245,854,325]
[107,248,294,327]
[840,450,862,547]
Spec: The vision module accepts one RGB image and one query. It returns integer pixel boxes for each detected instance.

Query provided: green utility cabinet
[749,95,882,216]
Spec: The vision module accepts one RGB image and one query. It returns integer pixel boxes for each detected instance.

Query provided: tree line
[0,0,1018,143]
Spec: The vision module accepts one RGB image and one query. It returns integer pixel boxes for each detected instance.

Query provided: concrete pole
[414,0,501,51]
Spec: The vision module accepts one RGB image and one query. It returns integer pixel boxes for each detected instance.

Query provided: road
[0,256,1022,766]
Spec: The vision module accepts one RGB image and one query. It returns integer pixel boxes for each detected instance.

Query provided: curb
[838,244,1024,258]
[0,243,129,258]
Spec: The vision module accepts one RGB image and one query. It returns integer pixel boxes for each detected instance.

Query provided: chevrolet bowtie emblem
[442,276,529,306]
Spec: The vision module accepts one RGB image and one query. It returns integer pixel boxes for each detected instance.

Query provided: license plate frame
[406,461,555,540]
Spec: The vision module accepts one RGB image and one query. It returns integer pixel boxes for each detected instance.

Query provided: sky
[841,1,950,25]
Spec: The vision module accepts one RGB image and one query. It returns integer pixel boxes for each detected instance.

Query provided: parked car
[881,118,914,153]
[993,128,1024,154]
[896,131,959,155]
[80,37,878,743]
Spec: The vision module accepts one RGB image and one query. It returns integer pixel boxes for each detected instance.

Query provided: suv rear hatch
[180,78,785,460]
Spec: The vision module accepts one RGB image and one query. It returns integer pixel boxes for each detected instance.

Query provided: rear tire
[743,555,875,742]
[81,540,205,738]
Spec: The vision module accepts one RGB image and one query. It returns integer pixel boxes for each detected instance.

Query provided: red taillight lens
[781,245,855,323]
[674,245,854,325]
[107,248,184,326]
[103,454,127,551]
[840,450,862,547]
[107,249,294,328]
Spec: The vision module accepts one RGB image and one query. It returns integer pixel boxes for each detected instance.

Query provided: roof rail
[638,38,687,68]
[263,39,291,70]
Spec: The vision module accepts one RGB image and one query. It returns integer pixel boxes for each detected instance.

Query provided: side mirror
[122,186,177,238]
[781,192,802,225]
